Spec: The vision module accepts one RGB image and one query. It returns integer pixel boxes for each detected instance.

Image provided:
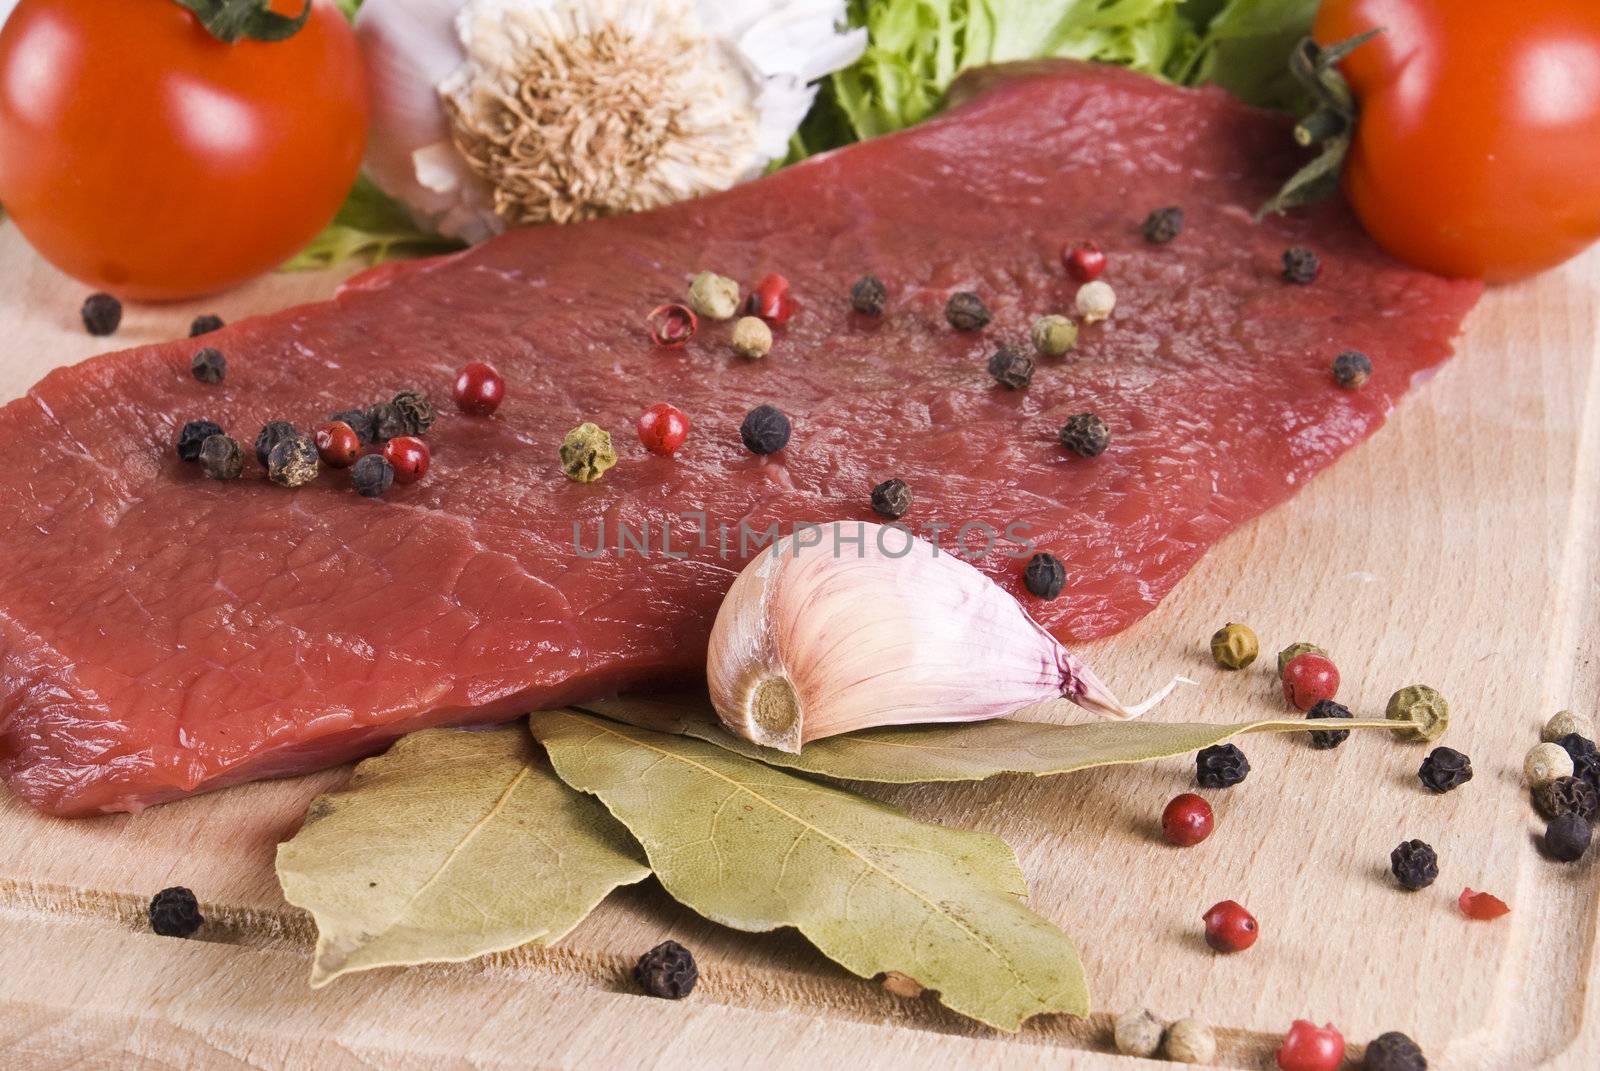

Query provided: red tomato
[0,0,367,299]
[1315,0,1600,281]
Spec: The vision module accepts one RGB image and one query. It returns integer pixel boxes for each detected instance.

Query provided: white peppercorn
[1543,710,1594,743]
[1113,1009,1163,1057]
[1526,742,1575,787]
[1164,1017,1216,1064]
[688,272,741,320]
[1076,280,1116,323]
[731,316,773,359]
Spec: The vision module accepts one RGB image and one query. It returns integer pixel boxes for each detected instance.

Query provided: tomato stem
[172,0,312,44]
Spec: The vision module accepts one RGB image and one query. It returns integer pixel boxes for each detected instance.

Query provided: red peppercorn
[1276,1021,1344,1071]
[313,421,361,468]
[1061,240,1106,283]
[383,436,430,484]
[745,272,795,325]
[637,403,690,456]
[453,361,505,416]
[648,304,698,348]
[1161,793,1215,847]
[1458,887,1510,920]
[1282,653,1340,711]
[1202,899,1258,953]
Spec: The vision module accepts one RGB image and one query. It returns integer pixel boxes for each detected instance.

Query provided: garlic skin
[707,522,1185,752]
[356,0,866,242]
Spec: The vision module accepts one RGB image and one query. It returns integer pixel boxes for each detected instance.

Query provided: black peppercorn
[634,940,698,1000]
[1554,732,1598,762]
[1143,206,1184,244]
[987,345,1034,390]
[1022,552,1066,600]
[392,389,435,436]
[1544,813,1592,862]
[870,478,912,519]
[1058,412,1110,458]
[189,314,225,337]
[81,292,122,336]
[1363,1031,1426,1071]
[1282,247,1321,284]
[199,434,244,480]
[330,408,378,446]
[1196,744,1249,788]
[1533,775,1599,821]
[1390,839,1438,890]
[850,274,888,316]
[190,347,226,384]
[740,404,791,455]
[176,419,225,463]
[1556,733,1600,791]
[1417,746,1473,793]
[352,454,395,498]
[1332,350,1373,389]
[1306,699,1352,749]
[254,420,298,467]
[365,400,409,442]
[944,291,991,332]
[267,435,320,488]
[148,886,203,938]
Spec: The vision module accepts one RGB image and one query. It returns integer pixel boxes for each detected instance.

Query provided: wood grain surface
[0,221,1597,1070]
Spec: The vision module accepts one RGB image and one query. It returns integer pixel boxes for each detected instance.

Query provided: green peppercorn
[1209,622,1259,670]
[688,271,741,320]
[560,422,617,483]
[945,291,991,332]
[1030,314,1077,357]
[1387,684,1449,742]
[1276,641,1327,677]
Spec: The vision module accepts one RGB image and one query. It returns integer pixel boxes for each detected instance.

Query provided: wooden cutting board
[1,221,1597,1070]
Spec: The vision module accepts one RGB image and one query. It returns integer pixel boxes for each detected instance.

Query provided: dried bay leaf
[530,709,1089,1030]
[276,726,649,987]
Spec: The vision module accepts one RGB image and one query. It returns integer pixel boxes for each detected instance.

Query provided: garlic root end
[744,676,804,753]
[1074,674,1195,720]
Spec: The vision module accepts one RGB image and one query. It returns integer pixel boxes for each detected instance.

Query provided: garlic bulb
[707,522,1187,752]
[356,0,866,242]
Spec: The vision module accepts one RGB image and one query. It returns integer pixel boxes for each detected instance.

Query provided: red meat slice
[0,63,1480,815]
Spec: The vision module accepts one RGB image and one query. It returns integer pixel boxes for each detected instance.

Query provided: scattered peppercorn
[1113,1009,1164,1057]
[1332,350,1373,389]
[391,389,435,436]
[731,315,774,359]
[1030,314,1077,357]
[189,314,224,337]
[638,403,690,457]
[1165,1017,1217,1065]
[190,347,226,384]
[1533,776,1598,821]
[1544,813,1592,862]
[80,292,122,336]
[1196,743,1249,788]
[352,454,395,498]
[648,303,698,347]
[383,436,430,484]
[1525,742,1574,788]
[1282,247,1321,284]
[849,274,888,316]
[1276,641,1327,677]
[1418,747,1473,793]
[1143,206,1184,244]
[329,408,378,445]
[1362,1030,1426,1071]
[987,345,1034,389]
[1277,1021,1344,1071]
[870,478,912,520]
[560,422,618,482]
[634,940,697,1000]
[1306,699,1353,749]
[745,273,794,325]
[687,271,741,321]
[1209,622,1259,670]
[314,421,362,468]
[254,420,298,467]
[176,419,225,463]
[1458,887,1510,921]
[1386,684,1449,742]
[452,362,506,417]
[1282,652,1339,710]
[1202,899,1258,953]
[1543,709,1594,743]
[198,434,244,481]
[740,404,791,455]
[1075,280,1116,322]
[1390,839,1439,890]
[1061,240,1106,283]
[267,435,320,488]
[366,401,409,442]
[1161,793,1214,847]
[944,291,991,331]
[1058,412,1110,457]
[1554,732,1598,764]
[148,886,203,938]
[1023,552,1066,600]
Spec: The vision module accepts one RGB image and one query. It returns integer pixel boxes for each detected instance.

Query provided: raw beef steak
[0,63,1480,815]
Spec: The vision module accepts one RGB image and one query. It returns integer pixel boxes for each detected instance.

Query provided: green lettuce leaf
[282,174,461,272]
